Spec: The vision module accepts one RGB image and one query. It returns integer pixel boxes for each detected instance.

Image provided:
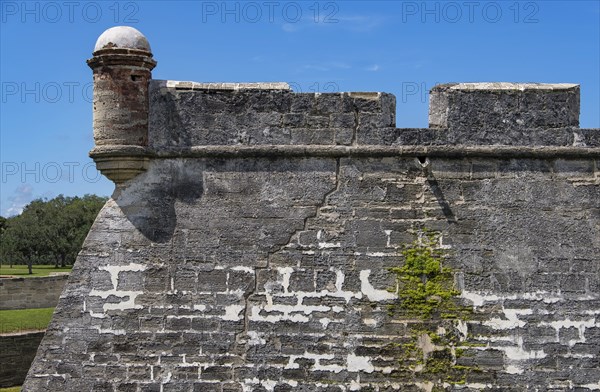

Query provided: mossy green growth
[387,231,478,388]
[388,232,469,320]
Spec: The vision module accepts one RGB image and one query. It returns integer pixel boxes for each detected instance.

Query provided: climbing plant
[388,230,479,389]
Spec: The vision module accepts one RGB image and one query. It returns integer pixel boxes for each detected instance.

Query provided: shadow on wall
[148,84,193,148]
[112,156,461,244]
[112,157,338,247]
[113,160,204,243]
[420,160,457,224]
[427,176,457,224]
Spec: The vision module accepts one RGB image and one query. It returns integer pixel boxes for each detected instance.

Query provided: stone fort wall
[0,275,68,311]
[0,332,45,388]
[23,27,599,391]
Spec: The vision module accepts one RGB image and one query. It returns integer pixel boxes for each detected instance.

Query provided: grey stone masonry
[429,82,580,130]
[147,81,394,148]
[0,275,68,311]
[24,27,600,392]
[1,332,45,388]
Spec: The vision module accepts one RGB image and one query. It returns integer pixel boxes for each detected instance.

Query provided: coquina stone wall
[0,275,68,311]
[0,332,45,388]
[24,27,599,392]
[0,275,67,387]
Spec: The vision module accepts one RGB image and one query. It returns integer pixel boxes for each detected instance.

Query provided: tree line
[0,195,107,273]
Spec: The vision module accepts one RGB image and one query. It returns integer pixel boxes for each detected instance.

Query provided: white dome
[94,26,151,52]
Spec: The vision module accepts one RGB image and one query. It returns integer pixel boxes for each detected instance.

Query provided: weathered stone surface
[148,82,397,150]
[0,332,45,388]
[0,275,68,310]
[429,83,580,131]
[94,26,152,53]
[88,26,157,184]
[23,153,600,391]
[22,27,600,392]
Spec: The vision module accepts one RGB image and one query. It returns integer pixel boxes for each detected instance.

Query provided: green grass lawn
[0,387,21,392]
[0,308,55,334]
[0,264,71,278]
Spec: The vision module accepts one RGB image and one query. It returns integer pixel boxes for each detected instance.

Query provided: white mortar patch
[498,336,546,360]
[222,304,245,321]
[349,376,362,391]
[100,263,146,289]
[539,318,596,345]
[360,270,395,301]
[461,290,564,307]
[286,352,343,373]
[277,267,294,293]
[347,353,374,373]
[484,308,532,329]
[231,266,254,273]
[247,331,266,345]
[249,301,331,323]
[88,263,147,312]
[506,365,524,374]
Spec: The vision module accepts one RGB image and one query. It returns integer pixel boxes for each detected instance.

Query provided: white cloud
[280,13,386,33]
[329,62,351,69]
[366,64,380,72]
[303,64,330,72]
[335,15,387,32]
[4,184,34,217]
[1,184,54,217]
[281,23,300,33]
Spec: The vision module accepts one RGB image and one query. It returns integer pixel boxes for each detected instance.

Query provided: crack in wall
[235,157,341,365]
[270,157,341,256]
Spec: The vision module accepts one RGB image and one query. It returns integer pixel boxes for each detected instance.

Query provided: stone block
[429,83,580,130]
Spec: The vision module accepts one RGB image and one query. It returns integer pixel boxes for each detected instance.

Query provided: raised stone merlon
[429,82,580,130]
[163,80,291,91]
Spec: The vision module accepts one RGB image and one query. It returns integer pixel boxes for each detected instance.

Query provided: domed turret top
[94,26,151,53]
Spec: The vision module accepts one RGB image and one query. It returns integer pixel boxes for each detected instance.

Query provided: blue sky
[1,0,599,216]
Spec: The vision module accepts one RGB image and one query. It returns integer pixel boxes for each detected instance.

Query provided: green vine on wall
[388,230,478,389]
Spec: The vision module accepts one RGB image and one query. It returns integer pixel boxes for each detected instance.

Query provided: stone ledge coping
[432,82,579,91]
[154,81,387,99]
[159,80,291,91]
[0,330,46,338]
[90,145,600,159]
[0,275,69,282]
